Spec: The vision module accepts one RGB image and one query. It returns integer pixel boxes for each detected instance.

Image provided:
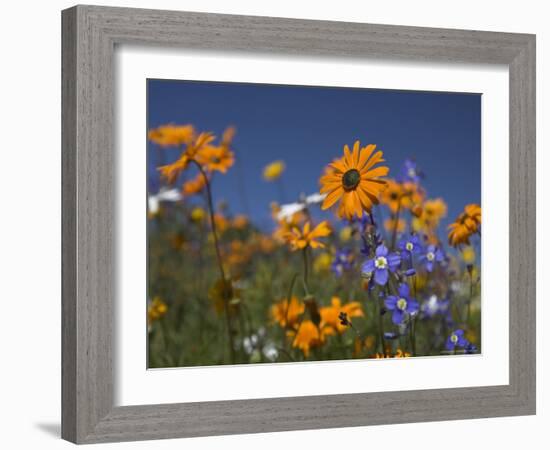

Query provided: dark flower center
[342,169,360,190]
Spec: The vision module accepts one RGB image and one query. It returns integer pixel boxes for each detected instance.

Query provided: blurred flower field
[147,123,481,368]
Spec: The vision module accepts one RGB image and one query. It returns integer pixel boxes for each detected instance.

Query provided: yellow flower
[372,348,411,358]
[288,320,334,357]
[461,246,476,264]
[448,204,481,247]
[147,296,168,325]
[313,252,332,273]
[320,140,389,219]
[263,160,285,181]
[285,221,331,251]
[380,179,404,213]
[412,198,447,231]
[271,296,305,329]
[182,173,207,196]
[190,206,205,222]
[384,217,406,233]
[232,214,249,230]
[339,226,353,242]
[320,296,364,334]
[208,278,241,315]
[148,124,195,147]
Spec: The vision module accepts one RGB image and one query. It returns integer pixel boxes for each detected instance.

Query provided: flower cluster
[148,127,481,367]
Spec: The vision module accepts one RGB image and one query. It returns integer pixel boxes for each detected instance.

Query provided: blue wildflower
[419,244,444,272]
[331,248,353,277]
[399,158,423,184]
[397,233,422,260]
[384,283,419,325]
[445,329,468,351]
[361,244,401,286]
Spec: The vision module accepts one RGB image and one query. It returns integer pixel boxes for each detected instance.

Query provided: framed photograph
[62,5,536,444]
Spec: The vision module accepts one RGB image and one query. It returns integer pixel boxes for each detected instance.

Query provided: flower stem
[193,160,235,364]
[302,247,310,295]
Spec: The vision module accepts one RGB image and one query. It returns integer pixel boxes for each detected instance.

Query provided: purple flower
[399,158,423,184]
[384,283,419,325]
[419,244,444,272]
[397,233,422,260]
[445,329,468,351]
[361,244,401,286]
[331,248,353,277]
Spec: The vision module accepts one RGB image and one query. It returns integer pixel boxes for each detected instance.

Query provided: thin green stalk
[193,160,236,364]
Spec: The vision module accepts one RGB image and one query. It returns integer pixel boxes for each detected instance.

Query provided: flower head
[320,296,364,334]
[445,329,468,351]
[397,233,422,260]
[384,283,419,325]
[196,144,235,173]
[286,221,331,251]
[331,248,354,277]
[419,244,444,272]
[263,160,285,181]
[413,198,447,232]
[288,320,334,357]
[448,203,482,247]
[361,244,401,286]
[271,296,304,329]
[148,124,195,147]
[147,296,168,326]
[399,159,423,184]
[320,140,389,219]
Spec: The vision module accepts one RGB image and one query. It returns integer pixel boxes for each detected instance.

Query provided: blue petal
[385,295,398,310]
[445,338,454,351]
[425,261,434,272]
[376,244,388,257]
[398,283,410,298]
[387,253,401,270]
[374,268,388,285]
[362,259,375,274]
[454,329,465,337]
[407,299,419,313]
[392,309,404,325]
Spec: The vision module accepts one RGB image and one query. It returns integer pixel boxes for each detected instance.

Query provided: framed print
[61,5,536,444]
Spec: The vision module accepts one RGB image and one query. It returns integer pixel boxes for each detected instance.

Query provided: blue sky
[147,79,481,232]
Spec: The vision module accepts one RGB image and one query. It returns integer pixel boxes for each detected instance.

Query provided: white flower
[147,188,182,215]
[276,192,327,221]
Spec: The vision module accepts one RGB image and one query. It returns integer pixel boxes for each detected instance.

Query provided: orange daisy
[448,203,482,247]
[320,140,389,219]
[148,124,195,147]
[271,296,305,329]
[285,221,331,251]
[320,296,364,334]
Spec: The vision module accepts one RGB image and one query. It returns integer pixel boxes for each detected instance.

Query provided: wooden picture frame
[61,5,536,444]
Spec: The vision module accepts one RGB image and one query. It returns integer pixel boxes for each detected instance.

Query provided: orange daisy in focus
[285,221,331,251]
[320,140,389,219]
[320,296,364,334]
[448,203,482,247]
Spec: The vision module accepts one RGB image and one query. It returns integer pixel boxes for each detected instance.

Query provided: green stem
[302,247,310,295]
[193,160,235,364]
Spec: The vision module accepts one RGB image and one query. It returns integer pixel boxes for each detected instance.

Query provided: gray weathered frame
[61,4,536,444]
